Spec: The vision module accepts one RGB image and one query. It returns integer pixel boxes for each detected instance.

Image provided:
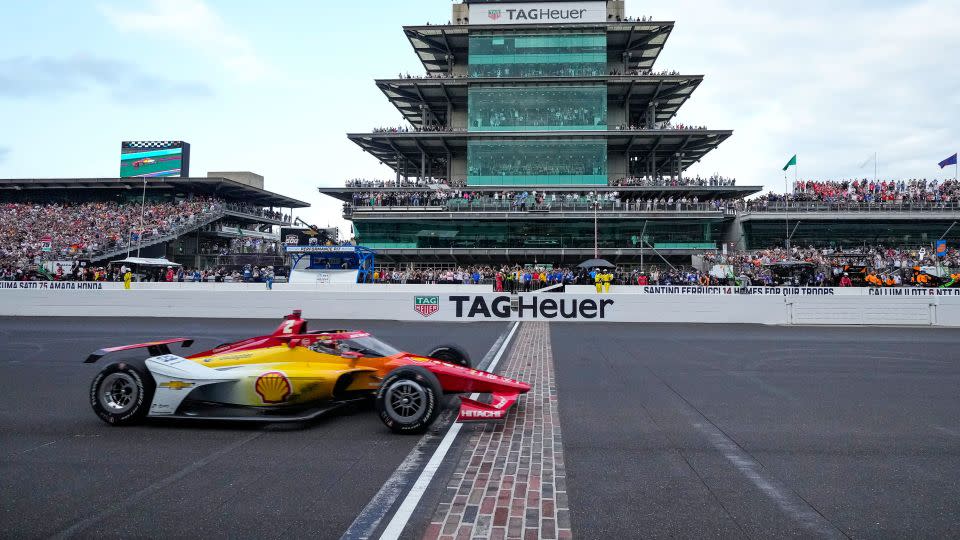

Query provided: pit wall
[2,282,960,326]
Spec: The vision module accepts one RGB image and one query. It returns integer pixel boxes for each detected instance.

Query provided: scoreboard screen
[120,141,190,178]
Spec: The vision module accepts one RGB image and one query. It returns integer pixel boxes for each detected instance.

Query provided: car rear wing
[84,338,194,363]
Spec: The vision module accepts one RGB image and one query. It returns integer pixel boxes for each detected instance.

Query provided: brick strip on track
[423,322,571,540]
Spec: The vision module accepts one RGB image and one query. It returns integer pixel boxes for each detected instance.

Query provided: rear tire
[90,360,154,426]
[428,344,472,368]
[376,366,442,434]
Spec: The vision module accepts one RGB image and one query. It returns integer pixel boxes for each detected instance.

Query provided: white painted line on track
[376,321,520,540]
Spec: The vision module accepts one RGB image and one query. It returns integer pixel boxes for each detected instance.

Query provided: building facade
[322,0,753,266]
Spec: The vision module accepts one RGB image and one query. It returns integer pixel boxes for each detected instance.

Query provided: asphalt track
[3,319,960,539]
[0,317,509,540]
[553,324,960,539]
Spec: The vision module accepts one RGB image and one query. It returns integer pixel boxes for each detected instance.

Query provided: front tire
[90,361,154,426]
[376,366,442,434]
[428,344,471,368]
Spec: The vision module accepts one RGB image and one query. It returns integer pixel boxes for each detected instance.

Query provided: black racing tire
[375,366,442,434]
[428,344,472,368]
[90,360,154,426]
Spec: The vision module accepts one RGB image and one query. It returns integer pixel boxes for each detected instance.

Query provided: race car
[85,310,530,433]
[132,158,156,168]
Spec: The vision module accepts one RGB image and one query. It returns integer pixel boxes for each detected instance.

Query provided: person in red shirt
[839,273,853,287]
[637,274,648,285]
[165,266,175,282]
[495,272,503,292]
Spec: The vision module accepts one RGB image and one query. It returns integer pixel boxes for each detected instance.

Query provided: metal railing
[89,207,228,263]
[743,201,960,213]
[345,200,730,215]
[223,204,292,223]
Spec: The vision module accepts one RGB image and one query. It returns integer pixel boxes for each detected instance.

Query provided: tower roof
[403,21,673,74]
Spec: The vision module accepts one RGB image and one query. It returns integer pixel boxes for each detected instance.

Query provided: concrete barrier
[2,282,959,326]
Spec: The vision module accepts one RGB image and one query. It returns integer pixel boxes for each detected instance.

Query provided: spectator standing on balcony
[839,273,853,287]
[123,268,132,289]
[164,266,175,282]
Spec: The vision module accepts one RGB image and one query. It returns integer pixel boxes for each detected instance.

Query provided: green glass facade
[468,85,607,131]
[467,139,607,185]
[355,220,721,250]
[744,220,960,249]
[469,32,606,78]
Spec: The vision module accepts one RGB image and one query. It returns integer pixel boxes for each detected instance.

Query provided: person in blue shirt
[192,269,201,282]
[523,271,532,292]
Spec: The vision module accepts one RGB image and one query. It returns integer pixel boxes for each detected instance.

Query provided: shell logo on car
[255,371,292,403]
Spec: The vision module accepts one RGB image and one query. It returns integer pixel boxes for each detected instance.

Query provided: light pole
[592,192,599,259]
[136,177,146,257]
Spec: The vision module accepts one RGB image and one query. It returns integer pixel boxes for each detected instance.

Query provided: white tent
[110,257,182,267]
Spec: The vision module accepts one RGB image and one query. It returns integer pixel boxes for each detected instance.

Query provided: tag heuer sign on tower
[469,1,606,25]
[414,296,440,317]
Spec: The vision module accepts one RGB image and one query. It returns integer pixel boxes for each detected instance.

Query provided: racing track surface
[553,324,960,538]
[0,317,510,539]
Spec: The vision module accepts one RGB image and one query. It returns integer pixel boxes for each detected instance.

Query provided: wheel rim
[384,379,427,424]
[99,373,140,414]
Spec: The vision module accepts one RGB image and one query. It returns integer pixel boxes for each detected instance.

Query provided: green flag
[782,154,797,171]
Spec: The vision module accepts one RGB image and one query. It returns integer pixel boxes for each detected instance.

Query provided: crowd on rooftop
[750,179,960,206]
[371,125,466,133]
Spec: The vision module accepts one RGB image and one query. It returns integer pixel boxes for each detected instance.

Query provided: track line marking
[51,431,263,539]
[374,321,520,540]
[652,370,849,539]
[340,321,520,540]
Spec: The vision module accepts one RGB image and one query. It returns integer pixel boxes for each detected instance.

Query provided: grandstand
[0,173,309,278]
[321,0,960,268]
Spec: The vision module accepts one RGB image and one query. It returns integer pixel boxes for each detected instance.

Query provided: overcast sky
[1,0,957,237]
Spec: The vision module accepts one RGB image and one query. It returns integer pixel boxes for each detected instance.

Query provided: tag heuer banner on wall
[469,1,607,25]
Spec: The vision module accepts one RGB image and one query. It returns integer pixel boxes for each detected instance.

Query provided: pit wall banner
[565,285,960,296]
[469,1,607,24]
[4,287,960,326]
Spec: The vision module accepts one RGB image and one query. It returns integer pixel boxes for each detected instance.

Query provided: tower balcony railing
[344,200,732,216]
[743,201,960,214]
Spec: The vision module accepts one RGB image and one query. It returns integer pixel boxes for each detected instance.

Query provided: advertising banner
[469,1,607,25]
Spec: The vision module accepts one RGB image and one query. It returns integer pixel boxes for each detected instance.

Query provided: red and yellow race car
[85,311,530,433]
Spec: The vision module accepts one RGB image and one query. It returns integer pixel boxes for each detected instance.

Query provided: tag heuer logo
[487,9,501,20]
[414,296,439,317]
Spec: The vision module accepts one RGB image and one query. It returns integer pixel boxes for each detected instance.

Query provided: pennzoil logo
[414,296,439,317]
[255,371,292,403]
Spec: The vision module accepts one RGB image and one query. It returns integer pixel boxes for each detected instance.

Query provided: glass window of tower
[469,32,607,78]
[468,85,607,131]
[354,220,715,250]
[467,139,607,185]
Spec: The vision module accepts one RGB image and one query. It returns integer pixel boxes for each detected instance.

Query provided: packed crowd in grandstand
[0,197,223,269]
[5,176,960,285]
[348,189,722,211]
[369,243,960,289]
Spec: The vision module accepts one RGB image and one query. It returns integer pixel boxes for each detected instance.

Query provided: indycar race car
[85,311,529,433]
